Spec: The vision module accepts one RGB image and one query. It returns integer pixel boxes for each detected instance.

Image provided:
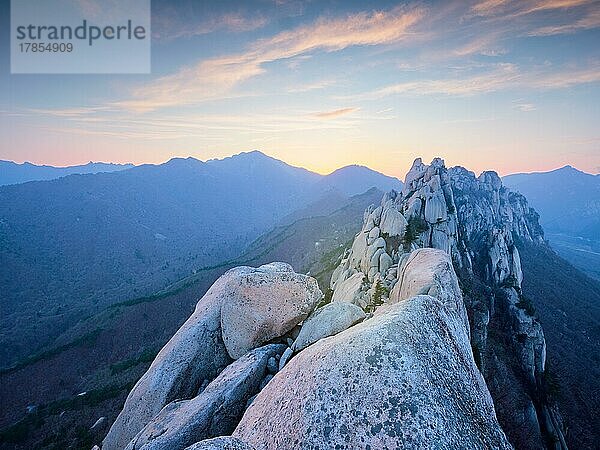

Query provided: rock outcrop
[330,272,364,304]
[104,263,321,450]
[235,294,511,449]
[329,157,566,449]
[103,278,232,450]
[125,344,285,450]
[390,248,468,331]
[106,156,566,450]
[220,262,321,359]
[291,302,365,351]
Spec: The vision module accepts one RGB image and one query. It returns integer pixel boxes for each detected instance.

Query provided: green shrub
[471,342,482,370]
[367,280,389,313]
[0,329,102,376]
[381,232,402,255]
[403,216,429,251]
[516,295,536,317]
[500,274,518,288]
[543,364,561,398]
[316,289,333,309]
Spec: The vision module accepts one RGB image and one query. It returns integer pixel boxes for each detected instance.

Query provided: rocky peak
[330,156,537,302]
[329,157,566,449]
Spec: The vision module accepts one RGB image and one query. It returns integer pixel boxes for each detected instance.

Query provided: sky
[0,0,599,178]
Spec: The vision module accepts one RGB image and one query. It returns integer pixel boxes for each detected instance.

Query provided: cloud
[470,0,511,17]
[515,103,537,111]
[251,5,423,58]
[73,0,145,22]
[287,79,337,93]
[20,106,363,143]
[369,63,520,97]
[528,8,600,35]
[470,0,594,18]
[454,0,599,60]
[154,12,269,40]
[363,63,600,98]
[313,107,359,119]
[116,5,424,111]
[26,106,115,117]
[517,0,593,16]
[450,35,507,57]
[531,65,600,88]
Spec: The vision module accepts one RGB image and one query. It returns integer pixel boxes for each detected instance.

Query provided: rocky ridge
[104,246,509,449]
[328,157,566,449]
[102,157,564,450]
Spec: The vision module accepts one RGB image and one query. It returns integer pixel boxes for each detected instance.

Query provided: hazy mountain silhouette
[0,160,135,186]
[320,165,402,196]
[503,165,600,279]
[503,165,599,238]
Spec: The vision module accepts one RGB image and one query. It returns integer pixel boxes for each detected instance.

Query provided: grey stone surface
[331,272,364,304]
[220,264,322,359]
[235,295,511,450]
[105,263,320,450]
[184,437,255,450]
[292,302,365,351]
[391,247,469,332]
[103,269,239,450]
[125,344,285,450]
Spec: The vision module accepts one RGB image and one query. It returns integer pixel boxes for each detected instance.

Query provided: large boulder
[125,344,285,450]
[220,263,322,359]
[292,302,365,351]
[234,295,511,449]
[102,270,238,450]
[379,206,408,237]
[185,437,255,450]
[390,248,468,331]
[331,272,364,304]
[349,231,368,268]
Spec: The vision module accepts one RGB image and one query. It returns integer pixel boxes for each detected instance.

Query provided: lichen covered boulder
[220,263,322,359]
[125,344,285,450]
[234,295,511,450]
[104,263,321,450]
[103,271,237,450]
[184,437,255,450]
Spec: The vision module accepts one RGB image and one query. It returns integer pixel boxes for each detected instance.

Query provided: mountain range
[503,165,599,238]
[0,160,135,186]
[503,165,600,279]
[0,151,402,368]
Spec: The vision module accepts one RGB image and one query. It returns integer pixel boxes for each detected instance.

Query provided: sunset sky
[1,0,599,178]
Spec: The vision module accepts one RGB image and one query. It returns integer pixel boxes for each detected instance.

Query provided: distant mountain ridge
[503,165,600,279]
[0,160,135,185]
[503,165,599,237]
[0,155,404,195]
[319,164,403,195]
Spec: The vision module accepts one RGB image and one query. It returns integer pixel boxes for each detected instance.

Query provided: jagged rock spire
[329,157,565,449]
